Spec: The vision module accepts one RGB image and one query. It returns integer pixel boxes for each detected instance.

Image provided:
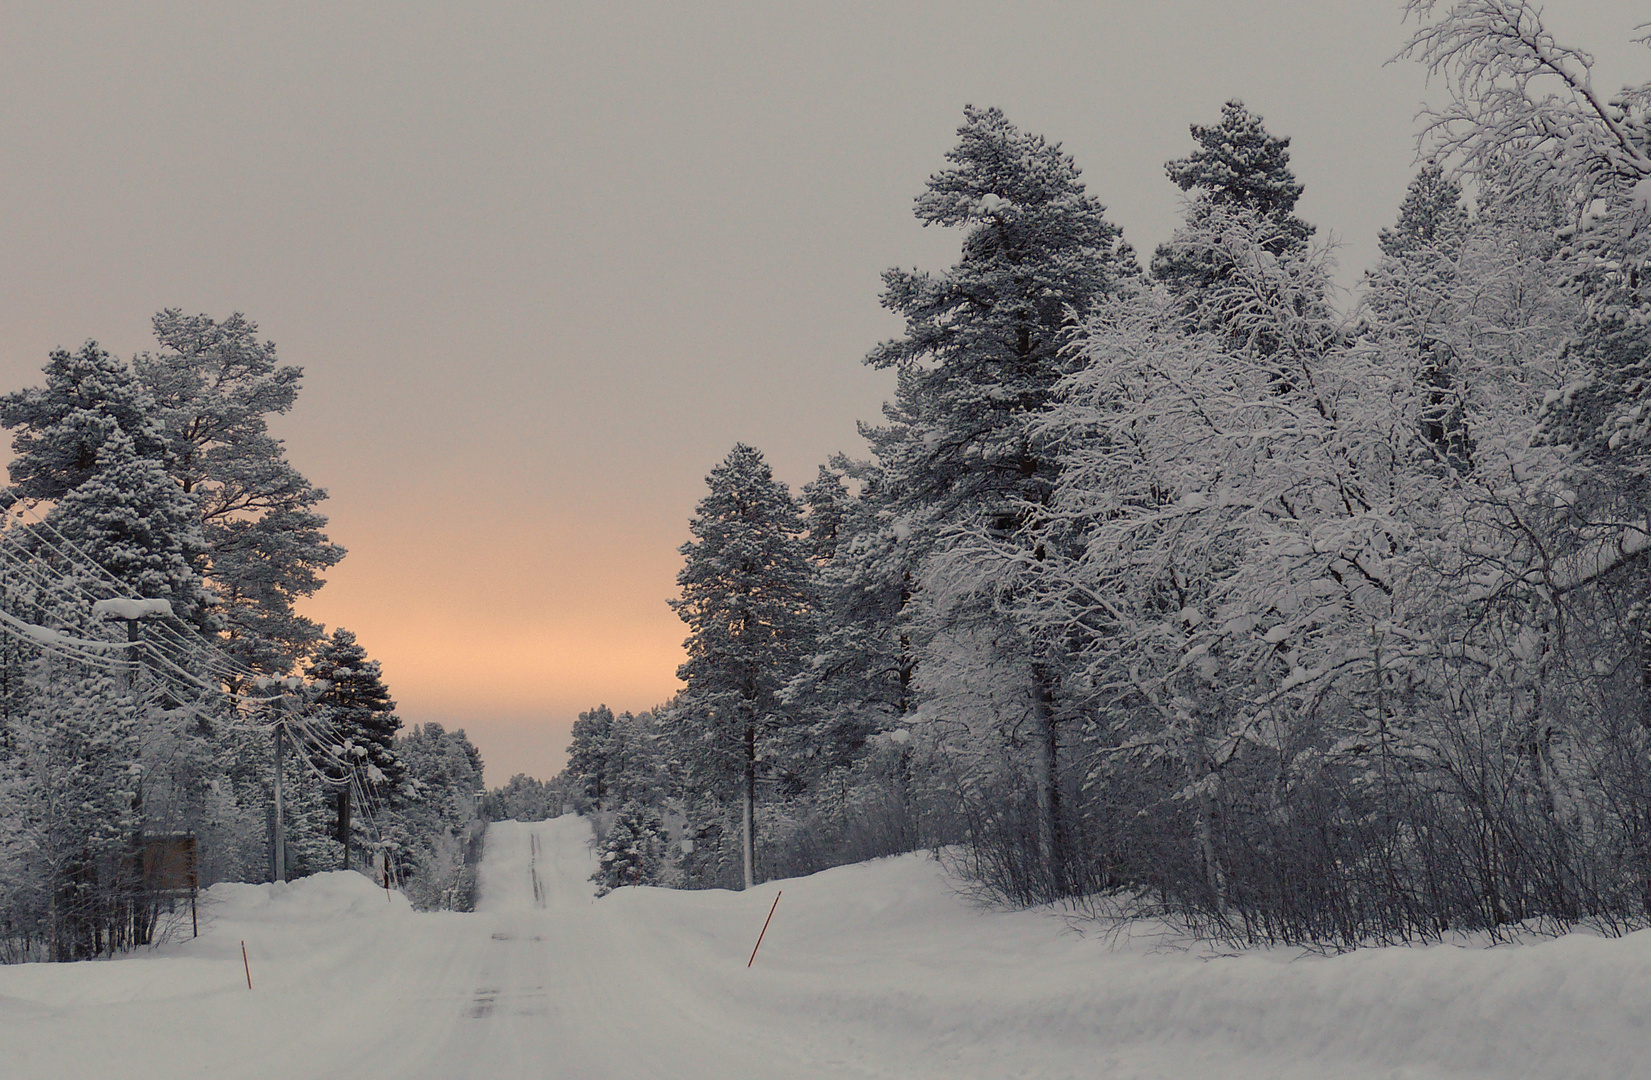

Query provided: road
[353,816,842,1080]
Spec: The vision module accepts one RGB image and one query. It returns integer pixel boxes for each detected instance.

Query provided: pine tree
[865,105,1134,530]
[799,464,851,564]
[861,106,1131,892]
[136,311,345,678]
[590,802,669,897]
[1378,162,1468,260]
[565,705,618,811]
[1152,100,1316,335]
[1164,100,1310,228]
[0,342,169,504]
[784,459,912,778]
[1366,164,1477,469]
[304,628,403,869]
[47,429,212,631]
[669,443,811,889]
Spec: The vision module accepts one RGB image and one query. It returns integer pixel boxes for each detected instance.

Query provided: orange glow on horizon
[295,497,690,781]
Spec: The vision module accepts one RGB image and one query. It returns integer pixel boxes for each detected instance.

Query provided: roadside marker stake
[241,941,252,989]
[747,890,782,968]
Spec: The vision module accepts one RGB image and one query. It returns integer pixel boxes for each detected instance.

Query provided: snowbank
[2,820,1646,1079]
[598,854,1651,1079]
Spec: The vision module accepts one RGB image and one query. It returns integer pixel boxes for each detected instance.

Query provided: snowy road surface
[3,815,1649,1079]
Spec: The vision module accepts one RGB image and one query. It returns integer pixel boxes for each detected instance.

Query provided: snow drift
[0,817,1645,1079]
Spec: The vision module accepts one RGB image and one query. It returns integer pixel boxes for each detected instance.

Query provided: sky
[0,1,1644,783]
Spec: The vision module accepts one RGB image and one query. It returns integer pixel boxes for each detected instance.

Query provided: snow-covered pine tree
[590,801,669,897]
[861,106,1132,893]
[1163,100,1311,229]
[865,105,1134,531]
[1377,162,1469,261]
[136,311,345,678]
[0,341,169,504]
[670,443,812,890]
[46,428,212,632]
[565,704,618,812]
[3,656,140,960]
[799,464,851,565]
[1151,100,1319,355]
[1365,164,1480,470]
[783,458,912,783]
[305,628,403,870]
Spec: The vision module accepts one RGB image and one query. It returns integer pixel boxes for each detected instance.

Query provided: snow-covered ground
[2,817,1647,1079]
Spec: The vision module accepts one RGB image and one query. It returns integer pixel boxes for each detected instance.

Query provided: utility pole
[118,617,140,694]
[92,597,168,948]
[255,678,304,885]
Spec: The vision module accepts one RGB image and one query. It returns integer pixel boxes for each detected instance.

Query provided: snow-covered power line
[3,502,262,685]
[0,497,399,883]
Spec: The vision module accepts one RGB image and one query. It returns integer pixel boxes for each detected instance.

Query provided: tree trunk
[273,724,286,884]
[1030,663,1064,896]
[336,785,352,871]
[742,717,757,891]
[1196,781,1227,918]
[1191,719,1228,920]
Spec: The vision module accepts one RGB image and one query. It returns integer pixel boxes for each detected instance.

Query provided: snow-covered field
[2,817,1647,1079]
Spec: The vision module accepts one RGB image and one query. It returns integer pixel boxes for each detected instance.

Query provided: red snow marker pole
[241,941,252,989]
[747,890,782,968]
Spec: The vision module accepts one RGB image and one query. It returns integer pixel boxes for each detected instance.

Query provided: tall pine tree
[861,106,1131,891]
[305,628,403,870]
[136,311,345,678]
[670,444,811,890]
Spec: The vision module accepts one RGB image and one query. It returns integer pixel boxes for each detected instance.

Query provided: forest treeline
[564,3,1651,946]
[0,312,485,964]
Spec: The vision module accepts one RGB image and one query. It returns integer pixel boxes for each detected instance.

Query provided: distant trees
[483,774,564,822]
[564,705,664,814]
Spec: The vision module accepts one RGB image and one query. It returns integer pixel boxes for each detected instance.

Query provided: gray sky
[1,1,1644,782]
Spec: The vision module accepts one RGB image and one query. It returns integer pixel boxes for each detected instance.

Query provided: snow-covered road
[356,818,839,1079]
[3,815,1649,1079]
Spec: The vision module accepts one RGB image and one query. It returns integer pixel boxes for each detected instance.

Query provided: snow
[89,597,175,620]
[3,817,1648,1079]
[1632,174,1651,216]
